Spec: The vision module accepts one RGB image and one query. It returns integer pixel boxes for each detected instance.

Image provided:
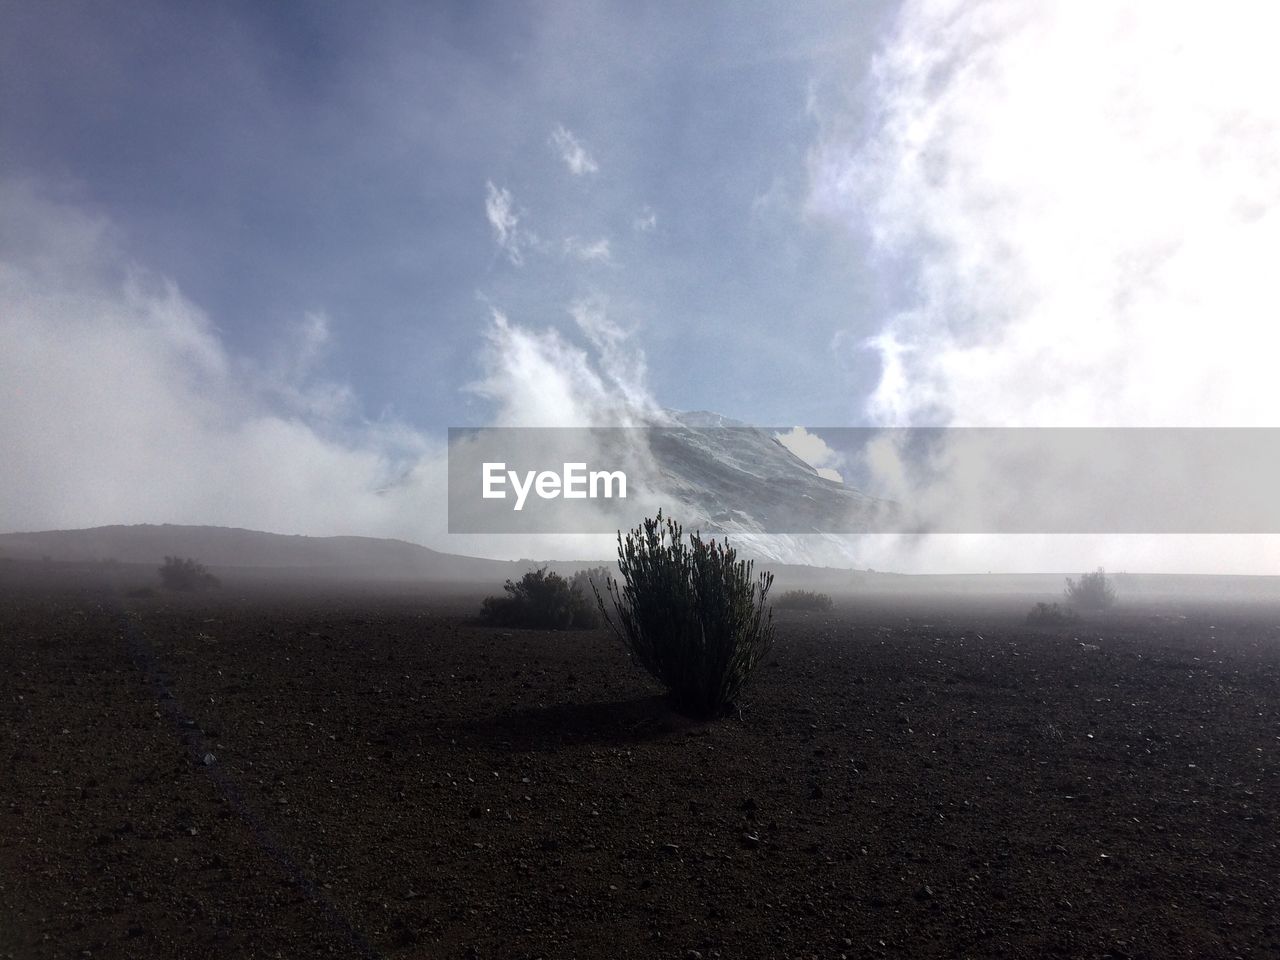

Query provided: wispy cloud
[470,298,659,429]
[550,124,599,176]
[564,236,612,264]
[632,206,657,232]
[484,181,529,265]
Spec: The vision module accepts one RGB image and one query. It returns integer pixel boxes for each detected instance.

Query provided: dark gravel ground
[1,566,1279,959]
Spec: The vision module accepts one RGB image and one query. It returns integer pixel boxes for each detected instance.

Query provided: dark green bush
[596,511,775,718]
[1064,568,1117,611]
[158,556,220,591]
[775,589,833,611]
[1026,601,1078,626]
[480,567,599,629]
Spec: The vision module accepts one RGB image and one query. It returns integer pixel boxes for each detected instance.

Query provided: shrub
[480,567,599,629]
[1026,601,1078,626]
[570,566,613,606]
[1064,568,1117,611]
[775,589,833,612]
[596,511,775,719]
[158,556,220,591]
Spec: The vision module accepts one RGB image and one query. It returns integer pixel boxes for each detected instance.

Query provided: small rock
[915,884,934,901]
[202,753,216,766]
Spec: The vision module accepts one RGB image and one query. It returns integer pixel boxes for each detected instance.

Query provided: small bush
[1026,601,1078,626]
[1064,568,1117,611]
[480,567,599,629]
[596,511,774,719]
[158,556,220,591]
[775,589,833,612]
[570,566,613,606]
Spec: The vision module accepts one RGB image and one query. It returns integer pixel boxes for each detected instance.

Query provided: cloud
[0,180,441,542]
[807,0,1280,571]
[549,124,599,176]
[0,179,642,561]
[249,311,360,421]
[632,207,657,232]
[564,236,612,264]
[775,426,844,482]
[470,299,660,429]
[816,0,1280,429]
[484,181,531,265]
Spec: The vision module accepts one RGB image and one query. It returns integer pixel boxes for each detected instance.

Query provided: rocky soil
[1,569,1278,958]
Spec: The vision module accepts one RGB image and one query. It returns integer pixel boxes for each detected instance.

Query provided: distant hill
[0,524,877,593]
[0,524,529,584]
[2,524,1277,603]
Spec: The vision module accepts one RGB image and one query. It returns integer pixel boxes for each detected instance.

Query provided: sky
[4,0,1280,572]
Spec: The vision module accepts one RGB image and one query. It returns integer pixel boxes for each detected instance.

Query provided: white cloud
[250,311,359,421]
[775,426,844,482]
[817,0,1280,429]
[0,180,441,542]
[550,124,599,176]
[470,299,660,429]
[633,207,657,232]
[808,0,1280,571]
[484,181,530,265]
[564,236,612,263]
[0,180,659,563]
